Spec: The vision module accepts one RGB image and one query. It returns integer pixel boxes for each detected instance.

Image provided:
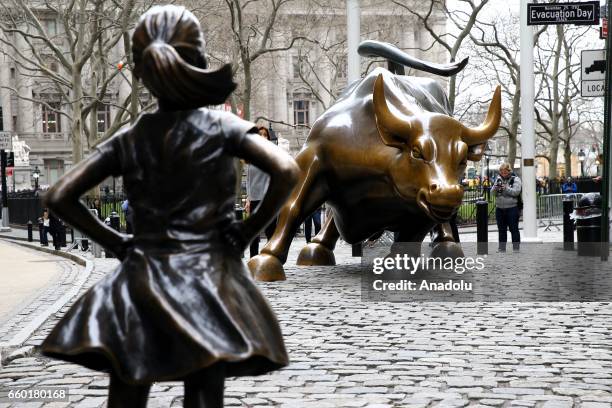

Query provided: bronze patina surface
[39,5,298,407]
[249,43,501,282]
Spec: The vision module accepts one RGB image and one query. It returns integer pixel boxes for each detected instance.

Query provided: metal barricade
[537,193,583,231]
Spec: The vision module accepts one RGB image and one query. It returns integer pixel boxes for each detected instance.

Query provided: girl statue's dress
[41,107,289,383]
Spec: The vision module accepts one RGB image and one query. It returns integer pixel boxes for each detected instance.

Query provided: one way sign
[581,49,606,97]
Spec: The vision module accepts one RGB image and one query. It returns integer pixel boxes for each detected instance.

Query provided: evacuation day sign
[527,1,600,26]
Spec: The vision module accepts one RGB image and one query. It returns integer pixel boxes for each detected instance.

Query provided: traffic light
[0,151,14,167]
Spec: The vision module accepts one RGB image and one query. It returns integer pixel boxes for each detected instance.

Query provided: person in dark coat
[40,6,299,407]
[48,210,62,250]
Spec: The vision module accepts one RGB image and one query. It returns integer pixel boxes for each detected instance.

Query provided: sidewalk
[0,242,60,327]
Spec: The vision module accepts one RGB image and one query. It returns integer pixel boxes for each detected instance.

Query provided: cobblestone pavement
[0,238,611,407]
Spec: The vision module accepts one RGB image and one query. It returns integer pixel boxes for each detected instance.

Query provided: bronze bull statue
[249,41,501,281]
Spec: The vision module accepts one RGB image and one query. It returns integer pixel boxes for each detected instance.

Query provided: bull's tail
[357,40,468,77]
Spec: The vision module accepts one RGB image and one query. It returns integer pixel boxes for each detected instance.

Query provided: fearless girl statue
[41,5,298,407]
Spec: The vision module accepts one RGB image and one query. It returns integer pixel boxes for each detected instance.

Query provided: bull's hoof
[247,254,286,282]
[430,241,464,259]
[296,243,336,266]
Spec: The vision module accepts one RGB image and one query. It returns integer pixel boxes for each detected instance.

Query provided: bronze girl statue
[41,5,298,407]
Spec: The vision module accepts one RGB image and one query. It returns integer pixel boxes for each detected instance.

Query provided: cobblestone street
[0,235,611,407]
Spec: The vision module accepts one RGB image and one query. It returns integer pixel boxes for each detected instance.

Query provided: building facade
[0,0,449,191]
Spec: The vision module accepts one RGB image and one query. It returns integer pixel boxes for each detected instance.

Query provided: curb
[0,237,94,366]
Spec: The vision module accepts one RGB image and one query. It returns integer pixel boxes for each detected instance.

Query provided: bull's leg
[248,152,327,281]
[297,212,339,266]
[430,221,464,259]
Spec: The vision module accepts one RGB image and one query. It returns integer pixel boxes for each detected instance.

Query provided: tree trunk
[242,60,252,121]
[563,140,571,177]
[71,69,84,164]
[88,72,98,150]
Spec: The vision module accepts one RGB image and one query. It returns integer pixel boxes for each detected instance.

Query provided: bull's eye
[411,146,422,160]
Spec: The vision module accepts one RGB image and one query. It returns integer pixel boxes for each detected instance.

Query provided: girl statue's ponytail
[132,5,236,109]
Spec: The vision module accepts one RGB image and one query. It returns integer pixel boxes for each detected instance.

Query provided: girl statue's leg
[183,363,226,408]
[107,372,150,408]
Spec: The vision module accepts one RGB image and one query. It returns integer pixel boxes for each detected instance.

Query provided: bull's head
[373,74,501,222]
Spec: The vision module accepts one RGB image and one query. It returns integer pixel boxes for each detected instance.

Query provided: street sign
[581,49,606,97]
[602,18,608,39]
[527,1,600,26]
[0,132,11,150]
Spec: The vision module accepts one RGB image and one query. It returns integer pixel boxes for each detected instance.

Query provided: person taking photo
[491,162,522,252]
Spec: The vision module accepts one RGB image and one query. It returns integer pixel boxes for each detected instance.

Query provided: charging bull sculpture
[249,41,501,281]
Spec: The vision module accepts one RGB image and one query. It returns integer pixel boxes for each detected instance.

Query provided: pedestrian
[561,177,577,194]
[89,198,102,220]
[246,126,277,258]
[40,6,298,407]
[48,210,62,250]
[41,209,50,246]
[491,162,521,252]
[482,176,492,198]
[121,199,133,234]
[304,207,322,243]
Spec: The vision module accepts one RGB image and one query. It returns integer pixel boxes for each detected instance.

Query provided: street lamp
[578,149,586,177]
[32,166,40,191]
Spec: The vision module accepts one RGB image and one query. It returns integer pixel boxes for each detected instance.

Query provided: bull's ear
[467,143,485,162]
[373,74,416,148]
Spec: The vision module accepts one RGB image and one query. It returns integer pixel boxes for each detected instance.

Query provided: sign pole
[520,0,541,243]
[0,149,9,230]
[601,0,612,260]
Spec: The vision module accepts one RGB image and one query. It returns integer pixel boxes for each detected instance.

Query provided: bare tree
[196,0,318,121]
[0,0,151,163]
[534,24,593,178]
[391,0,489,112]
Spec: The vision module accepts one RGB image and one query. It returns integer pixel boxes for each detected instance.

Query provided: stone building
[243,1,449,153]
[0,0,448,190]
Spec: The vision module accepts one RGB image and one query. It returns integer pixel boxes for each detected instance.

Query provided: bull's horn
[373,74,416,146]
[461,85,502,145]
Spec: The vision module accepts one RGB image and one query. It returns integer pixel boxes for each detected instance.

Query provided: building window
[41,18,57,36]
[12,115,17,131]
[42,102,61,133]
[44,158,64,187]
[414,26,421,48]
[336,55,347,79]
[293,98,310,126]
[0,107,3,131]
[97,104,111,133]
[43,56,58,73]
[10,68,15,80]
